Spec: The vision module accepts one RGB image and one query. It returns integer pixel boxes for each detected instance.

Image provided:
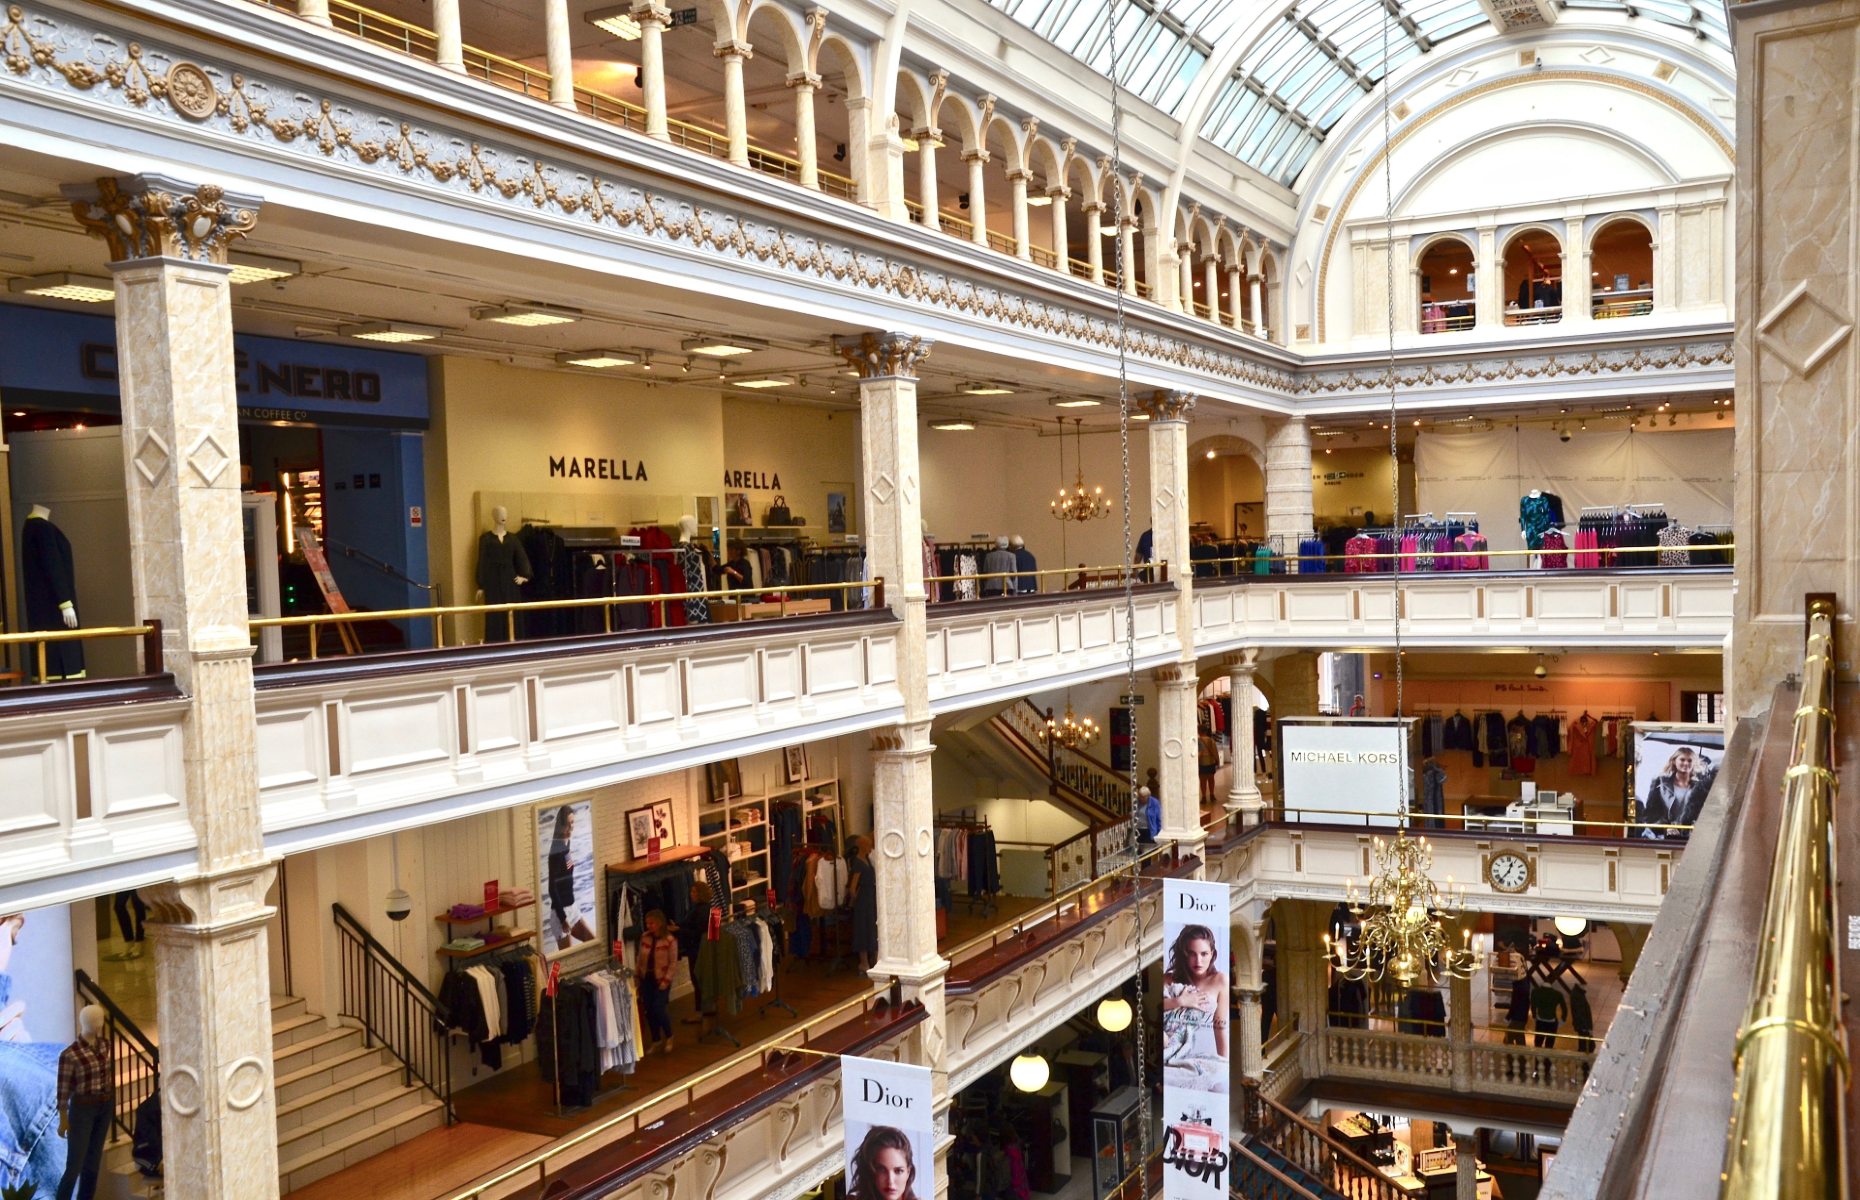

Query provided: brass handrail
[1719,597,1843,1199]
[924,560,1169,590]
[1267,805,1695,837]
[0,622,162,683]
[248,578,883,660]
[1197,544,1735,571]
[445,985,890,1199]
[942,841,1177,967]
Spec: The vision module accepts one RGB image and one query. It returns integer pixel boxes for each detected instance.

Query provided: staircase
[1234,1139,1347,1200]
[1237,1081,1408,1200]
[992,699,1134,821]
[104,995,448,1197]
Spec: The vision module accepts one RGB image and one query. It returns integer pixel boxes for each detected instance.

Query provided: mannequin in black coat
[477,505,531,642]
[20,506,83,680]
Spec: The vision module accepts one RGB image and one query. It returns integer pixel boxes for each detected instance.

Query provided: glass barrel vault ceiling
[985,0,1730,188]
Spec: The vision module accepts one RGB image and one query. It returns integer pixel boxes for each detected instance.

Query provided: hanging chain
[1101,0,1150,1192]
[1380,0,1408,823]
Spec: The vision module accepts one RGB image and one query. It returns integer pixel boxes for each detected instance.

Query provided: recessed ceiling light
[683,336,766,357]
[731,378,791,389]
[1130,412,1150,421]
[960,382,1015,396]
[226,252,301,285]
[474,302,580,327]
[1205,449,1217,459]
[1026,194,1053,208]
[930,419,976,431]
[585,4,642,38]
[556,350,637,369]
[1052,399,1100,408]
[8,273,114,302]
[341,321,442,343]
[9,410,22,417]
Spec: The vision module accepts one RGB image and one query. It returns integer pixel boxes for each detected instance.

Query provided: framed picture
[707,758,743,801]
[783,744,808,784]
[537,800,597,959]
[726,492,752,527]
[696,495,718,528]
[626,799,675,858]
[827,492,848,534]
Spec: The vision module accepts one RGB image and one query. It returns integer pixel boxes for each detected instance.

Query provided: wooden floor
[288,893,1046,1195]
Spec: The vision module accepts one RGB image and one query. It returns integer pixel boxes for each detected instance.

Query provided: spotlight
[1010,1053,1050,1092]
[1559,425,1571,443]
[833,143,848,163]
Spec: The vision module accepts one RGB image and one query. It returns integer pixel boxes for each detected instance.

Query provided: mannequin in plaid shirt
[53,1004,110,1200]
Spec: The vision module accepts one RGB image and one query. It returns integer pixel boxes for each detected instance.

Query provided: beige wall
[719,397,861,542]
[1189,451,1264,538]
[1310,446,1398,527]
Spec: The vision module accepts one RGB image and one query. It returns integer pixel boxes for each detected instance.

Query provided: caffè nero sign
[549,455,649,481]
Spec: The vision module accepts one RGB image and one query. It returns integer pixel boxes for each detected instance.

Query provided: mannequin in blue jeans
[54,1005,110,1200]
[0,912,66,1196]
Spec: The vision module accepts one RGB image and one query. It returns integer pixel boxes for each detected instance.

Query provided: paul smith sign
[550,455,649,480]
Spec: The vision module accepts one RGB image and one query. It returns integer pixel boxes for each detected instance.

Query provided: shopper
[110,890,147,959]
[677,880,712,1024]
[1003,1130,1032,1200]
[55,1004,112,1200]
[636,909,677,1054]
[848,836,878,972]
[1531,982,1568,1048]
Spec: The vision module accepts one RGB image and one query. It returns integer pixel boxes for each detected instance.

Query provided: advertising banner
[1279,720,1411,825]
[0,902,75,1194]
[1629,722,1724,839]
[1162,878,1231,1199]
[842,1056,934,1200]
[538,800,598,957]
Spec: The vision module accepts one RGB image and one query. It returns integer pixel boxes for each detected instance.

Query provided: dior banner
[842,1056,934,1200]
[1162,878,1232,1199]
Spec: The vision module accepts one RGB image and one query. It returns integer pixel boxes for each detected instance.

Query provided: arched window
[1590,218,1655,319]
[1416,237,1476,334]
[1503,228,1564,326]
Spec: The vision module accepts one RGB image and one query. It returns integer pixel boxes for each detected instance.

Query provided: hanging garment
[1519,494,1556,550]
[1442,711,1476,752]
[1567,716,1598,776]
[1539,528,1569,569]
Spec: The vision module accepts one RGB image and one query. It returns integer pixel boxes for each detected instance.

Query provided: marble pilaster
[66,174,280,1200]
[633,2,671,139]
[1263,416,1314,562]
[1048,188,1069,267]
[543,0,575,109]
[295,0,332,25]
[788,72,821,190]
[915,130,941,230]
[1152,664,1203,861]
[1203,257,1221,323]
[1139,389,1196,641]
[1084,203,1104,284]
[432,0,463,72]
[1007,170,1031,260]
[1118,220,1138,296]
[1249,273,1267,339]
[716,42,753,166]
[1225,650,1263,821]
[963,152,988,247]
[1454,1132,1480,1200]
[1475,224,1500,329]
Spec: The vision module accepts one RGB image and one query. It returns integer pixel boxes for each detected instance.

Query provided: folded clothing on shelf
[443,937,485,952]
[497,889,533,907]
[449,903,487,920]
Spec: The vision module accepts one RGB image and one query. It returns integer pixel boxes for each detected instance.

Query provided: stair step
[271,1027,365,1078]
[275,1063,405,1133]
[280,1099,446,1193]
[270,1012,325,1050]
[277,1082,428,1158]
[274,1046,389,1106]
[270,995,309,1023]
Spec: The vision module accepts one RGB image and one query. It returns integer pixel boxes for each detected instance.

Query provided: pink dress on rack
[1540,529,1568,569]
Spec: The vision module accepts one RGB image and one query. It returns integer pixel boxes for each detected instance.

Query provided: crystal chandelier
[1043,701,1101,751]
[1323,828,1478,987]
[1050,417,1112,523]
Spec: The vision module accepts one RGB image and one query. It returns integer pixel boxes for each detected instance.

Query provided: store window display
[19,505,83,681]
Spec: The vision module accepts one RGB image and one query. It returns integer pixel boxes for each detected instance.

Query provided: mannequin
[55,1003,110,1200]
[20,504,83,681]
[476,506,531,643]
[922,519,939,606]
[675,514,710,624]
[1009,533,1038,594]
[981,535,1018,597]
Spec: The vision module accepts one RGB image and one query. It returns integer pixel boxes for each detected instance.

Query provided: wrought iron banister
[73,969,159,1141]
[1241,1079,1407,1200]
[1718,597,1842,1200]
[332,902,454,1123]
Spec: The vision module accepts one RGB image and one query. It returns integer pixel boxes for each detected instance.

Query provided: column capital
[912,126,943,146]
[1046,185,1069,201]
[145,860,278,931]
[1224,647,1260,671]
[629,0,673,24]
[713,39,753,60]
[961,148,990,164]
[1004,166,1032,182]
[65,175,260,266]
[1152,662,1196,686]
[1136,389,1196,423]
[786,70,822,89]
[834,331,934,380]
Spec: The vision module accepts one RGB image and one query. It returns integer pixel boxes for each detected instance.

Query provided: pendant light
[1096,996,1134,1032]
[1009,1052,1051,1092]
[1554,915,1589,938]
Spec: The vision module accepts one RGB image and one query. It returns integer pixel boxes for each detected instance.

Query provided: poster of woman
[1629,722,1725,839]
[538,800,598,956]
[1162,878,1232,1200]
[841,1057,933,1200]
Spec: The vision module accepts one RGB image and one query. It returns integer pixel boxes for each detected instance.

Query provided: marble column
[1177,243,1195,313]
[433,0,463,72]
[1203,257,1222,324]
[963,152,989,246]
[833,331,947,1166]
[633,2,671,140]
[1007,170,1031,260]
[1236,987,1264,1080]
[1454,1132,1480,1200]
[296,0,332,25]
[1138,389,1202,859]
[543,0,576,109]
[1048,188,1069,269]
[1118,220,1138,296]
[1654,204,1678,312]
[1228,264,1245,328]
[850,97,902,216]
[1475,224,1500,329]
[1233,904,1268,1080]
[1449,970,1473,1091]
[1249,274,1267,340]
[1225,650,1263,821]
[717,42,753,166]
[789,72,821,190]
[916,130,941,229]
[1730,0,1859,708]
[1263,416,1314,564]
[66,174,280,1200]
[1083,203,1104,284]
[1562,216,1592,325]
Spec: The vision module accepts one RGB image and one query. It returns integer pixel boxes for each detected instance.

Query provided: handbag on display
[764,494,802,526]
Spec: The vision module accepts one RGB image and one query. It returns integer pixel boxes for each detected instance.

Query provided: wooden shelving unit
[700,755,845,904]
[437,929,536,959]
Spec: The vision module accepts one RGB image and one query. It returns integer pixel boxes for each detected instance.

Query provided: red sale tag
[547,961,560,997]
[484,880,499,907]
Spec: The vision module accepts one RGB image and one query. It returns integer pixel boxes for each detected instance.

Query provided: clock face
[1489,852,1531,893]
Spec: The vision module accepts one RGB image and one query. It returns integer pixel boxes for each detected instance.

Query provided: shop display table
[1329,1113,1393,1162]
[710,598,834,622]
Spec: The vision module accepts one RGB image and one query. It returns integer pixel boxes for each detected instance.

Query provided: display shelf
[437,930,535,959]
[434,898,534,926]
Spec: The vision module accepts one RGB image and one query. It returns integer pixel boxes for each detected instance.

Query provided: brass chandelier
[1323,829,1478,987]
[1042,700,1101,751]
[1050,417,1112,523]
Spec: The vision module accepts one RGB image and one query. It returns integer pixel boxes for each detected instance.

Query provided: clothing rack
[543,955,636,1115]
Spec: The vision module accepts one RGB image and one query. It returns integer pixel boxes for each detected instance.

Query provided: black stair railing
[73,969,159,1141]
[332,902,454,1123]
